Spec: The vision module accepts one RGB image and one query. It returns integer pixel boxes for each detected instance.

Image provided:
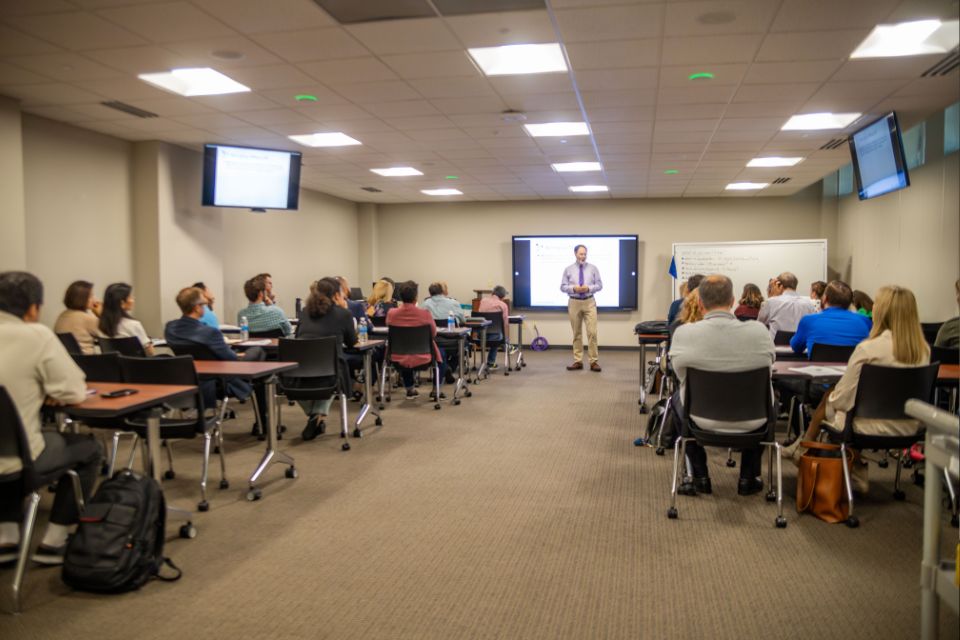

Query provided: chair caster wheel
[100,463,110,476]
[198,500,209,512]
[878,459,889,469]
[639,406,649,414]
[655,448,665,456]
[352,428,362,438]
[903,458,914,469]
[164,470,176,480]
[765,491,776,502]
[279,424,287,433]
[375,417,383,426]
[951,514,958,528]
[285,466,298,479]
[666,507,678,519]
[179,523,197,539]
[845,516,859,528]
[726,459,736,468]
[434,404,441,410]
[227,409,236,420]
[257,433,266,441]
[219,479,229,490]
[386,398,391,403]
[213,446,220,454]
[504,372,509,376]
[913,472,925,487]
[775,516,787,529]
[342,442,351,451]
[288,400,295,406]
[453,399,461,406]
[465,391,472,397]
[318,422,326,435]
[893,489,906,501]
[378,404,385,410]
[246,488,262,501]
[522,362,526,367]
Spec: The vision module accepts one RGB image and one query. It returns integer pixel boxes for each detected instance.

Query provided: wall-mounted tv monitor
[202,144,302,210]
[848,112,910,201]
[512,235,639,311]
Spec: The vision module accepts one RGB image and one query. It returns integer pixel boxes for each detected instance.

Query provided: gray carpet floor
[1,350,957,639]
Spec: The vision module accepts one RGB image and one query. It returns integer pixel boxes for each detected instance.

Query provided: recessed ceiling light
[746,157,804,168]
[468,43,567,76]
[288,132,362,147]
[569,185,608,193]
[524,122,589,137]
[552,161,602,172]
[688,72,714,80]
[370,167,422,177]
[138,68,250,96]
[422,188,462,196]
[725,182,769,191]
[850,19,959,58]
[781,112,861,131]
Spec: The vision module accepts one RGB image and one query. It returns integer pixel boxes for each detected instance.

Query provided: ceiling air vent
[313,0,435,23]
[921,47,959,77]
[100,101,158,118]
[361,187,383,193]
[819,138,846,150]
[772,177,791,185]
[432,0,545,16]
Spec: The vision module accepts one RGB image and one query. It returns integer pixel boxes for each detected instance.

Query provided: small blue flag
[668,256,677,279]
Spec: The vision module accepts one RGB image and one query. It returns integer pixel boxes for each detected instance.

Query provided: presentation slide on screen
[853,118,905,198]
[213,146,292,208]
[513,236,638,310]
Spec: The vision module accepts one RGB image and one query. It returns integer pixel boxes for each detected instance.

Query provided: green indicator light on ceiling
[687,72,714,80]
[664,169,679,175]
[294,94,318,102]
[445,175,459,180]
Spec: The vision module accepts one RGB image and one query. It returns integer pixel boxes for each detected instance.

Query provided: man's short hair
[428,282,443,297]
[698,275,734,310]
[574,244,586,253]
[176,287,206,315]
[243,278,263,302]
[492,285,508,299]
[0,271,44,318]
[823,280,853,309]
[687,274,705,292]
[397,280,418,303]
[192,281,206,291]
[777,272,799,290]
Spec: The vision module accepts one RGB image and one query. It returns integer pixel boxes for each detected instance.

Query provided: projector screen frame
[848,111,910,201]
[201,142,303,211]
[511,234,639,312]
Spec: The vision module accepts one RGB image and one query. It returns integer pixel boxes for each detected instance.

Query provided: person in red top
[386,281,447,399]
[477,285,510,370]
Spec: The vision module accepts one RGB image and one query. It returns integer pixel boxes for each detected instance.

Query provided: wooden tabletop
[194,360,298,379]
[636,333,668,342]
[65,382,197,419]
[773,361,958,382]
[227,338,279,348]
[465,319,492,327]
[347,339,385,352]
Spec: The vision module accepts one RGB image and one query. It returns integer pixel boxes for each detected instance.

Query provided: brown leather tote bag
[796,441,852,523]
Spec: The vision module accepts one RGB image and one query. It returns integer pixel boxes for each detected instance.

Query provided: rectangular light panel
[371,167,423,176]
[138,68,250,96]
[850,19,959,58]
[288,132,362,147]
[524,122,590,137]
[746,157,804,167]
[568,185,608,193]
[552,162,602,172]
[468,43,568,76]
[422,188,463,196]
[781,113,861,131]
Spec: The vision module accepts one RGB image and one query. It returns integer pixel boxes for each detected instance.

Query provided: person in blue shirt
[790,280,872,357]
[667,274,703,324]
[192,281,220,329]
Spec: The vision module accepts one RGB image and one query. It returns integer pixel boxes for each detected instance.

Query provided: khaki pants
[568,296,599,364]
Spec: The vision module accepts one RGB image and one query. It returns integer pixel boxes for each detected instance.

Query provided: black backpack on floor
[645,397,677,452]
[62,469,181,593]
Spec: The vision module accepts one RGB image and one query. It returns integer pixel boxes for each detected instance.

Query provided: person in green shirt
[853,289,873,319]
[934,279,959,349]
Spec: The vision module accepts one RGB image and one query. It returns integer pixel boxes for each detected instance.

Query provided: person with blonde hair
[366,279,395,320]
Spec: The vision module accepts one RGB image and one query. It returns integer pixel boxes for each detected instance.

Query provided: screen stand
[249,208,267,213]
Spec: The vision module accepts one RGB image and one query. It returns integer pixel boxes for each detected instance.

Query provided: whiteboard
[671,239,827,301]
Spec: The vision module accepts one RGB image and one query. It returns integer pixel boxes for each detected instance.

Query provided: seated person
[98,282,155,356]
[478,285,510,370]
[386,281,446,399]
[0,271,102,566]
[192,281,220,329]
[294,278,358,440]
[237,277,292,336]
[786,286,931,491]
[166,287,268,431]
[852,290,873,319]
[53,280,101,355]
[668,274,703,325]
[669,274,775,496]
[934,279,959,348]
[757,271,817,340]
[733,283,763,321]
[335,276,366,322]
[810,280,827,311]
[421,282,465,381]
[366,279,396,321]
[255,272,277,306]
[790,280,871,357]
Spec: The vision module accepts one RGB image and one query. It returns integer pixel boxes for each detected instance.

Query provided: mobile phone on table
[101,388,139,398]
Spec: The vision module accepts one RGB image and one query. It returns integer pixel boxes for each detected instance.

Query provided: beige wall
[21,115,133,327]
[0,97,26,271]
[374,186,826,347]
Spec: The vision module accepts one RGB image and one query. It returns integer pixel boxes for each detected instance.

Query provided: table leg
[147,408,194,531]
[920,430,941,640]
[248,376,295,499]
[476,327,489,382]
[639,342,648,414]
[452,334,470,403]
[355,349,383,431]
[516,322,525,368]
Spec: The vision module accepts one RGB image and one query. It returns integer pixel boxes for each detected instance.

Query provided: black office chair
[278,337,353,449]
[821,363,939,528]
[773,330,795,346]
[472,311,509,376]
[667,367,785,528]
[249,328,286,339]
[368,304,395,328]
[0,387,85,613]
[931,345,959,365]
[381,325,442,410]
[921,322,943,346]
[117,356,226,512]
[72,353,123,382]
[99,336,147,357]
[349,287,363,301]
[809,343,857,363]
[56,332,83,356]
[783,343,858,440]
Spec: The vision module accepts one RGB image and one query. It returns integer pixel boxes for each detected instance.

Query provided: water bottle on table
[447,311,455,331]
[240,315,249,342]
[358,317,368,344]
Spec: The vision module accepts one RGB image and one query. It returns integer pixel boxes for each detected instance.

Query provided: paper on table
[239,339,271,346]
[788,365,847,377]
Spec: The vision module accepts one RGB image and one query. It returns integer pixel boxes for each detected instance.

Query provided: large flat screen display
[202,144,302,210]
[848,112,910,201]
[512,235,638,311]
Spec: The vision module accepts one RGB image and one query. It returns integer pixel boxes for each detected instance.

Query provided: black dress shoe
[301,415,321,441]
[694,477,712,494]
[678,481,697,496]
[737,477,764,496]
[678,476,710,496]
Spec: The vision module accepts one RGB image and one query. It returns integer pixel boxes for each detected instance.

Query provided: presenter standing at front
[561,244,602,372]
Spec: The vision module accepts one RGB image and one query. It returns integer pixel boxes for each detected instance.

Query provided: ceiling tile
[6,12,147,50]
[83,45,191,74]
[665,1,779,36]
[298,104,373,121]
[756,30,869,62]
[662,34,764,65]
[722,101,803,117]
[770,0,900,31]
[122,97,216,117]
[803,80,905,113]
[223,64,317,91]
[162,37,282,68]
[191,93,279,112]
[83,76,176,100]
[346,18,461,55]
[259,85,349,108]
[191,0,336,34]
[299,57,398,84]
[581,89,656,108]
[565,39,661,70]
[7,52,124,82]
[733,82,820,103]
[501,93,581,111]
[95,2,235,43]
[381,51,480,80]
[744,60,843,84]
[831,55,947,82]
[430,95,509,115]
[0,25,62,56]
[0,0,77,15]
[659,64,748,88]
[331,81,421,103]
[583,106,655,122]
[363,100,441,118]
[383,115,457,131]
[444,9,555,47]
[408,76,496,99]
[488,74,573,95]
[406,128,472,142]
[555,4,665,42]
[21,104,101,123]
[250,28,368,63]
[0,61,51,85]
[576,68,659,91]
[3,82,111,105]
[653,118,719,133]
[592,121,654,135]
[658,84,737,104]
[173,112,252,130]
[652,103,729,120]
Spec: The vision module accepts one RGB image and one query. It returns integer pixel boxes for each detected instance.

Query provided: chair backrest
[931,345,959,365]
[387,325,434,359]
[773,330,795,346]
[921,322,943,346]
[57,332,83,355]
[278,337,337,379]
[809,343,857,363]
[168,341,220,361]
[118,355,203,413]
[349,287,363,301]
[72,353,123,382]
[0,386,33,480]
[473,311,505,334]
[249,328,285,339]
[850,363,939,421]
[99,336,147,357]
[683,367,774,434]
[370,313,387,328]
